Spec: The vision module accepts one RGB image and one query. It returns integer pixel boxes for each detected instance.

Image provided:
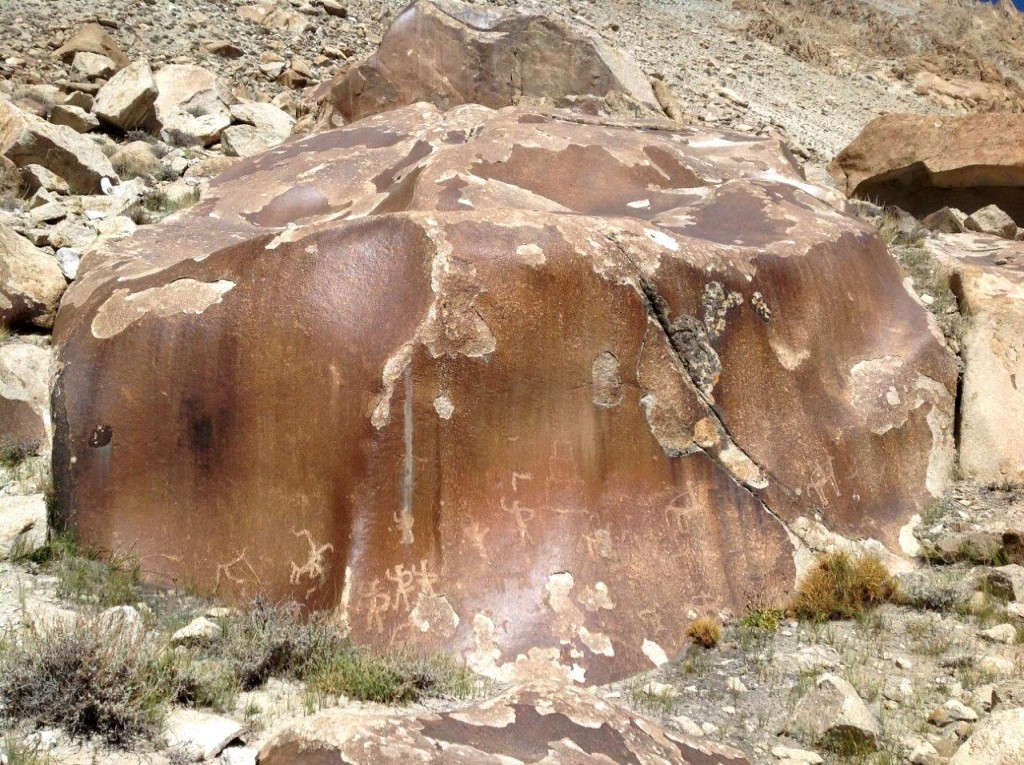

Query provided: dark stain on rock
[88,424,112,448]
[244,186,332,227]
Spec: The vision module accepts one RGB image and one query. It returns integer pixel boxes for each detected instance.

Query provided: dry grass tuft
[788,551,901,622]
[686,615,723,648]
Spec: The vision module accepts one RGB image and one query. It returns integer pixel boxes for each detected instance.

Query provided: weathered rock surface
[324,0,660,124]
[221,102,295,157]
[0,101,118,195]
[784,673,880,752]
[926,233,1024,482]
[258,679,750,764]
[829,114,1024,224]
[0,340,51,453]
[966,204,1018,240]
[949,707,1024,765]
[0,493,47,560]
[52,102,955,683]
[0,223,67,329]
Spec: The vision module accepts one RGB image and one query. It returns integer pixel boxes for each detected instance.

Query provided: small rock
[164,709,243,761]
[671,714,703,738]
[72,51,117,81]
[727,676,749,693]
[945,699,979,722]
[642,681,678,698]
[922,207,968,234]
[21,164,70,195]
[49,104,99,133]
[988,565,1024,600]
[980,624,1018,645]
[965,204,1018,240]
[0,494,47,560]
[53,247,80,280]
[785,673,880,753]
[97,605,145,642]
[771,745,823,764]
[978,655,1017,678]
[219,746,258,765]
[202,40,244,59]
[52,23,130,69]
[908,740,941,765]
[172,616,221,647]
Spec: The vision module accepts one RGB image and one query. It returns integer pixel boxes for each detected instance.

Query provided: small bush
[143,187,200,217]
[0,441,37,469]
[739,607,785,633]
[18,533,141,608]
[1,733,50,765]
[788,551,901,622]
[686,615,723,648]
[305,649,474,707]
[0,617,177,746]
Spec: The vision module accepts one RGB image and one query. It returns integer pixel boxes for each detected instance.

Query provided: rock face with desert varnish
[323,0,660,124]
[52,103,956,684]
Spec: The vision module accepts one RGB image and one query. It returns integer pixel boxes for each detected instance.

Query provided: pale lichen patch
[641,639,669,667]
[91,279,235,339]
[591,351,623,408]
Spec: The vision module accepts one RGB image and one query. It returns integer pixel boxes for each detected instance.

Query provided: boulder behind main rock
[323,0,660,124]
[52,103,955,684]
[829,113,1024,225]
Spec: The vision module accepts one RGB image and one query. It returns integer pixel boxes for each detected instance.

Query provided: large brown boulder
[259,679,751,764]
[829,114,1024,224]
[926,233,1024,483]
[52,103,955,684]
[324,0,660,124]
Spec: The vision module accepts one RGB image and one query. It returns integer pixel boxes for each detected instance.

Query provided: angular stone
[51,104,955,684]
[53,23,129,70]
[259,680,751,764]
[171,616,221,647]
[830,114,1024,225]
[0,341,51,454]
[324,0,660,124]
[21,165,70,196]
[222,103,295,157]
[967,204,1018,240]
[0,494,47,560]
[153,64,233,147]
[922,207,968,234]
[785,674,881,753]
[0,223,67,329]
[49,104,99,133]
[926,234,1024,483]
[93,60,158,132]
[164,709,242,761]
[0,101,117,194]
[72,51,116,81]
[980,624,1017,645]
[988,565,1024,600]
[949,707,1024,765]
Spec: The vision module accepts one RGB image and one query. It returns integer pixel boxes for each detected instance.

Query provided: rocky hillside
[1,1,1024,765]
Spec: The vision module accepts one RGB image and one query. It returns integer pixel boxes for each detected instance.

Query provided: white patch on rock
[642,639,669,667]
[643,228,679,252]
[433,394,454,419]
[91,279,235,339]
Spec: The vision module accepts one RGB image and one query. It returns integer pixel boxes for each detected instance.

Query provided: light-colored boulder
[829,114,1024,225]
[49,104,99,133]
[222,102,294,157]
[52,23,129,70]
[785,674,881,753]
[922,207,968,234]
[0,494,47,560]
[154,64,233,147]
[0,223,67,329]
[0,100,117,194]
[164,709,243,761]
[980,624,1018,644]
[259,680,751,764]
[93,60,158,132]
[949,707,1024,765]
[967,204,1018,240]
[110,141,161,178]
[0,340,51,454]
[927,233,1024,483]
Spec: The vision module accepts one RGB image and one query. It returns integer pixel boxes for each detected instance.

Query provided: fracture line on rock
[612,236,799,542]
[401,362,415,545]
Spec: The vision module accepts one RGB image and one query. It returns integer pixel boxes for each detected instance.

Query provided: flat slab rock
[259,680,751,764]
[52,102,955,684]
